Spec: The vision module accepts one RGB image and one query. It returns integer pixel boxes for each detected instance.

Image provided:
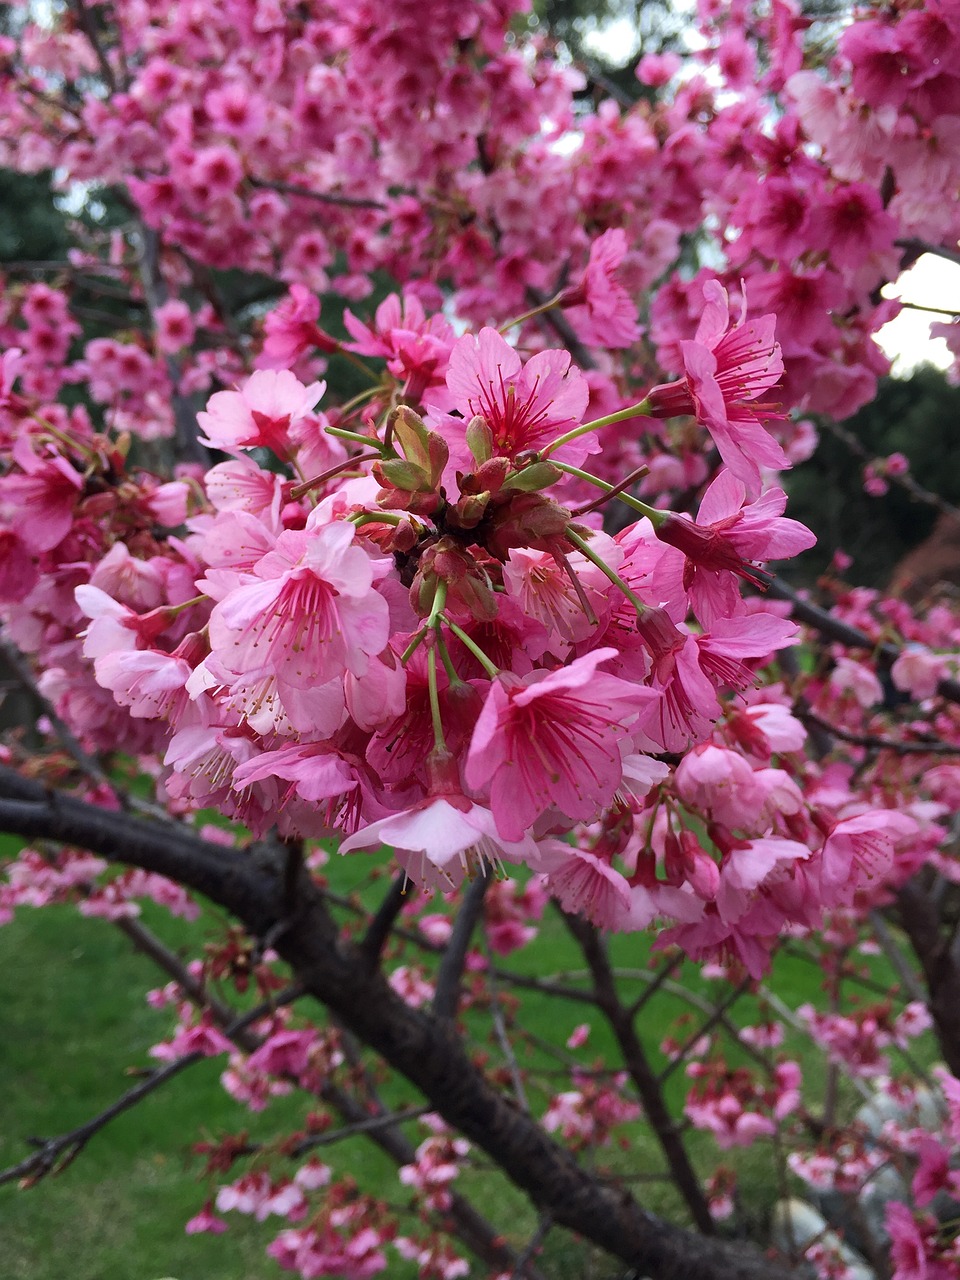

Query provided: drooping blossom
[560,228,642,349]
[648,280,788,498]
[652,470,816,624]
[465,649,656,841]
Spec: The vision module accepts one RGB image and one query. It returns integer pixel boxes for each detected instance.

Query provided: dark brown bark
[895,879,960,1077]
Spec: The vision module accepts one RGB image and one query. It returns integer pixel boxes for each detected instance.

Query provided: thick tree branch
[0,770,797,1279]
[895,237,960,269]
[895,879,960,1077]
[433,866,489,1019]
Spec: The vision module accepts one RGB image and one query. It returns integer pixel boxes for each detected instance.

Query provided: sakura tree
[1,1,960,1277]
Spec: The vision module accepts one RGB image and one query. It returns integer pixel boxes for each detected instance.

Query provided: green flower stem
[337,382,384,417]
[325,425,386,450]
[166,594,207,617]
[550,461,659,521]
[439,613,501,680]
[351,510,403,529]
[400,628,428,665]
[426,645,448,753]
[427,579,448,628]
[338,349,384,386]
[33,414,97,461]
[565,527,648,618]
[435,630,462,687]
[540,396,652,458]
[498,292,562,334]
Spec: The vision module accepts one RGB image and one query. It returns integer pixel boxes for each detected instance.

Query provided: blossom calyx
[485,492,573,560]
[411,536,498,621]
[502,459,564,493]
[388,405,448,484]
[465,415,495,465]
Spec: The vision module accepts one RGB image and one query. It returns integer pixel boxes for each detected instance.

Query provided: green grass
[0,845,932,1280]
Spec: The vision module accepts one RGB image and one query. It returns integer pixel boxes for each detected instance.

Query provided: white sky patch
[877,254,960,374]
[579,17,644,66]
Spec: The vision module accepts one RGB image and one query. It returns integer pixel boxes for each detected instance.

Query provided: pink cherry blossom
[437,327,591,468]
[197,369,325,458]
[465,649,655,841]
[207,521,389,689]
[648,280,787,498]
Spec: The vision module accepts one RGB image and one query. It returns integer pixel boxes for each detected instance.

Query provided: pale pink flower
[891,647,947,701]
[339,795,538,892]
[247,1030,318,1080]
[208,522,389,688]
[184,1203,228,1235]
[197,369,324,458]
[535,841,633,929]
[674,746,767,832]
[819,810,918,902]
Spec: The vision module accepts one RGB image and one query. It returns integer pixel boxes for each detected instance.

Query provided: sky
[877,254,960,375]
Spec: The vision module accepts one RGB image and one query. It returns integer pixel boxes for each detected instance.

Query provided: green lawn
[0,844,929,1279]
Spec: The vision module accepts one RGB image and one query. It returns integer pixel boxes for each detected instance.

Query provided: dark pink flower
[560,229,641,349]
[648,281,787,498]
[439,326,591,468]
[465,649,654,841]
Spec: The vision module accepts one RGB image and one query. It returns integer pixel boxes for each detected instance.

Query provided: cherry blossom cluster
[3,3,960,1280]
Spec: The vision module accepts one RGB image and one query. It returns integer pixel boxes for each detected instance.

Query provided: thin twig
[656,977,754,1085]
[0,985,302,1187]
[511,1212,553,1280]
[562,912,715,1235]
[360,873,411,967]
[800,708,960,757]
[818,416,960,522]
[898,300,959,317]
[248,176,388,211]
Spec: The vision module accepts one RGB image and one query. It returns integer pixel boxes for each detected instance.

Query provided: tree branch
[0,770,798,1279]
[433,867,489,1019]
[248,176,388,211]
[360,873,411,967]
[561,912,716,1236]
[895,237,960,269]
[768,575,960,705]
